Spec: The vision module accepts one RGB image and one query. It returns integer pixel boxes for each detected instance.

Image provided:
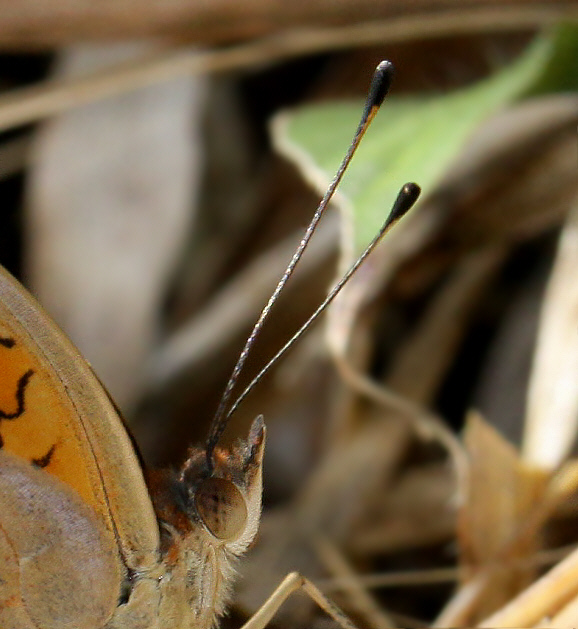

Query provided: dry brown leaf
[444,411,550,624]
[26,44,205,412]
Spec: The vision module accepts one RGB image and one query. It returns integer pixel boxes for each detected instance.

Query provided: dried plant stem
[314,535,396,629]
[434,572,490,628]
[549,591,578,626]
[335,356,469,504]
[1,5,577,132]
[318,545,575,592]
[0,1,575,48]
[478,545,578,627]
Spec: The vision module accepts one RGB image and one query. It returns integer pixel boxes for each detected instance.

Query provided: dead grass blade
[523,200,578,470]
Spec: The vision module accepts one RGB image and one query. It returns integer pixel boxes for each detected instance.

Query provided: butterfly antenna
[206,60,396,470]
[226,182,420,423]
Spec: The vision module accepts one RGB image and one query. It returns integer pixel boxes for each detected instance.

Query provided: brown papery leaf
[439,411,549,625]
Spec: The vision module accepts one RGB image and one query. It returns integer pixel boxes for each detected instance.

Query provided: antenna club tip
[402,182,421,203]
[389,182,421,223]
[376,59,394,75]
[367,60,395,110]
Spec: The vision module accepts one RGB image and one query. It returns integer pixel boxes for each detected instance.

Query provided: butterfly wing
[0,265,159,572]
[0,448,123,629]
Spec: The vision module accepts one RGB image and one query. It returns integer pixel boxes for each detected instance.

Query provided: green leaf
[526,23,578,95]
[273,28,566,253]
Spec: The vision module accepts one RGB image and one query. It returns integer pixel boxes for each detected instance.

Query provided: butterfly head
[179,415,265,554]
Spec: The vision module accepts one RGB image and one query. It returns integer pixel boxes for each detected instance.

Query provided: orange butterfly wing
[0,265,159,572]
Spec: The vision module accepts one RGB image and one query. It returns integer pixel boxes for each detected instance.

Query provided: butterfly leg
[240,571,358,629]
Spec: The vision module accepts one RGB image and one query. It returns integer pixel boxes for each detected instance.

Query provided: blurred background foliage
[1,3,578,627]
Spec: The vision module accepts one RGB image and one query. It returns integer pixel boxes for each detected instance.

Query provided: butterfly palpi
[0,60,419,629]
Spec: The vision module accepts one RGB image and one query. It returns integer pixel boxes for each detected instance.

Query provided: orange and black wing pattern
[0,265,159,571]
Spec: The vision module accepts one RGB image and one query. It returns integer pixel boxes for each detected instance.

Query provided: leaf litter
[2,13,578,629]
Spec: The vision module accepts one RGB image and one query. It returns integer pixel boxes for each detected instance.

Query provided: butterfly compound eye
[194,478,248,540]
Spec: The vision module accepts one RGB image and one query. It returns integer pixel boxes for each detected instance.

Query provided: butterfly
[0,259,265,629]
[0,60,418,629]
